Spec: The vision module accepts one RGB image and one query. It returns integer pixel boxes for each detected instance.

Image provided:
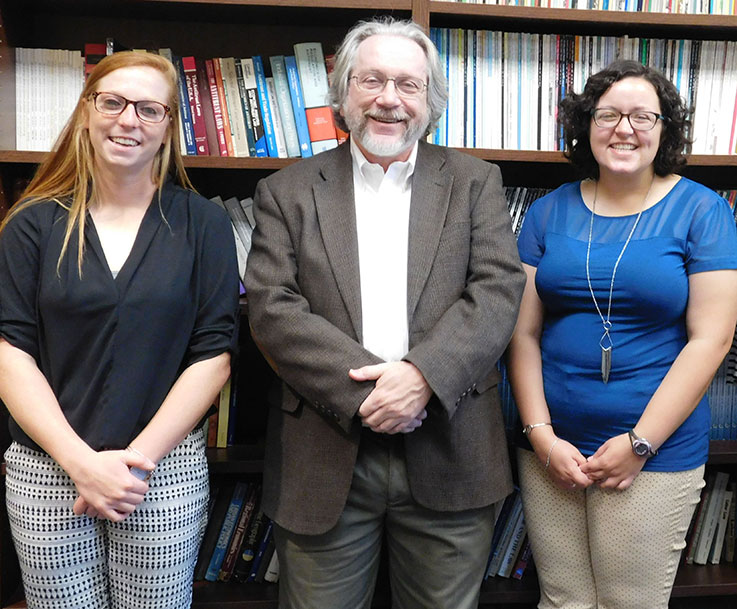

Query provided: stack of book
[484,488,533,580]
[159,43,343,158]
[442,0,737,15]
[15,48,84,151]
[195,482,278,584]
[430,27,737,154]
[684,471,736,566]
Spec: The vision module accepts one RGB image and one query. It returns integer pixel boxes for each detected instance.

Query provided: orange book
[305,106,338,143]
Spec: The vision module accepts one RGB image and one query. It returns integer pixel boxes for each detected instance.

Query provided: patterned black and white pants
[4,428,209,609]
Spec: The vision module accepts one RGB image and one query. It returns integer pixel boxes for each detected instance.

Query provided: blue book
[246,518,274,582]
[204,481,249,581]
[251,55,279,157]
[284,55,312,158]
[173,55,197,156]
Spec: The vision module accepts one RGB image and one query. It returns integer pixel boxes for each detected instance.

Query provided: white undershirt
[350,138,417,362]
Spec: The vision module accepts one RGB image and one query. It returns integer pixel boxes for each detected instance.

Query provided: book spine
[252,55,279,157]
[266,77,288,158]
[246,519,274,582]
[284,55,313,158]
[234,59,257,157]
[205,59,229,156]
[241,58,268,157]
[293,42,338,152]
[269,55,301,157]
[173,55,197,156]
[195,58,219,156]
[181,56,209,155]
[212,58,235,157]
[218,484,259,581]
[204,482,249,581]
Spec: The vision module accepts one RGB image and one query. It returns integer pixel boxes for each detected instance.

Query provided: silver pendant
[601,346,611,384]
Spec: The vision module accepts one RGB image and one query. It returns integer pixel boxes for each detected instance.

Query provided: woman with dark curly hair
[508,59,737,608]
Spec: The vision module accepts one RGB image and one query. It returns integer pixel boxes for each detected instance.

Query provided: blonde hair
[0,51,194,272]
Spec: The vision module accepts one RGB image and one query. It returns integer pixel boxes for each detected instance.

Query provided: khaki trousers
[518,448,704,609]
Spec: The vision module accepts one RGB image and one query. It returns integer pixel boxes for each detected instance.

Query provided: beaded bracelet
[544,438,560,470]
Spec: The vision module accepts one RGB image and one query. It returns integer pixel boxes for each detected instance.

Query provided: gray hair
[328,17,448,135]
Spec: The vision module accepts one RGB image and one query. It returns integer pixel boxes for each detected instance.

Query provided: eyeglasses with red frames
[91,92,170,124]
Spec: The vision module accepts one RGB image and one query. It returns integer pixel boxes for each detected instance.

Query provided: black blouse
[0,181,239,451]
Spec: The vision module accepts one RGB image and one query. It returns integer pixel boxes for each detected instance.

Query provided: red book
[196,59,220,156]
[181,56,209,155]
[305,106,338,143]
[205,59,229,157]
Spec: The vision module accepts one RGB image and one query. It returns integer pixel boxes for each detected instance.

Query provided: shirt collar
[349,137,418,192]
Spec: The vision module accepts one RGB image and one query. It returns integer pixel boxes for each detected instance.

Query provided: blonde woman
[0,51,239,609]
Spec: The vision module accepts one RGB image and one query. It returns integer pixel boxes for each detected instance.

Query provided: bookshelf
[1,1,737,608]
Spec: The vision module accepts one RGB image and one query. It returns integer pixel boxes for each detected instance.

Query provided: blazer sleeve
[404,162,525,420]
[244,177,383,434]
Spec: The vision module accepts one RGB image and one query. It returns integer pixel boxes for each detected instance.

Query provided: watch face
[633,441,650,457]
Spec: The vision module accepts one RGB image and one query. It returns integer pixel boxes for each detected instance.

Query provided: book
[487,490,523,578]
[223,196,254,259]
[195,58,219,156]
[232,502,267,582]
[252,526,276,583]
[246,518,274,582]
[725,481,736,563]
[204,481,250,581]
[204,59,229,156]
[497,506,526,577]
[194,482,233,581]
[181,56,210,155]
[685,476,713,565]
[252,55,279,157]
[218,483,260,581]
[212,58,235,157]
[293,41,338,154]
[83,42,106,78]
[172,55,197,156]
[216,376,232,448]
[694,471,730,564]
[239,58,267,157]
[269,55,301,157]
[284,54,313,158]
[220,57,249,157]
[263,549,280,583]
[511,536,533,580]
[710,487,733,564]
[234,58,257,157]
[240,197,255,229]
[485,490,517,579]
[266,77,288,158]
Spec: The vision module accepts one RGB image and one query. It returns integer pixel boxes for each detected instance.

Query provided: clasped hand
[351,361,431,434]
[70,449,154,521]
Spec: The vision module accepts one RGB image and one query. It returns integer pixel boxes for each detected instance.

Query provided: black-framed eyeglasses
[91,92,171,124]
[349,73,428,98]
[591,108,667,131]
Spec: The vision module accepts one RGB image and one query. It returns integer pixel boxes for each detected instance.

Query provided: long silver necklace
[585,179,652,383]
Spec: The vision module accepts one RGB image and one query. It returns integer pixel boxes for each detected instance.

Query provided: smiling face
[85,66,171,180]
[589,76,664,180]
[340,34,430,167]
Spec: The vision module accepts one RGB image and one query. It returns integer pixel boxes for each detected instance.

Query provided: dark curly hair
[559,60,692,179]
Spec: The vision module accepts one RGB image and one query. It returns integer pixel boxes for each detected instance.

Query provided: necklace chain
[584,178,653,382]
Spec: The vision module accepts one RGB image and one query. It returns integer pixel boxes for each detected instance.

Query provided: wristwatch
[628,429,658,458]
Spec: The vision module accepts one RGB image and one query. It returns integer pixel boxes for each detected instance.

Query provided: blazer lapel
[407,143,453,320]
[313,144,364,342]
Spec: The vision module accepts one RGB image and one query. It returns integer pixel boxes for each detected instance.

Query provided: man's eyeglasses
[591,108,667,131]
[91,92,171,124]
[349,73,428,98]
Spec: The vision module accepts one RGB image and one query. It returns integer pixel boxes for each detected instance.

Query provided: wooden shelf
[206,443,265,474]
[708,440,737,465]
[192,581,278,608]
[3,149,736,169]
[426,2,737,37]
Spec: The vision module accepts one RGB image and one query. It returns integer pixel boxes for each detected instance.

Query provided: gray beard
[345,111,428,160]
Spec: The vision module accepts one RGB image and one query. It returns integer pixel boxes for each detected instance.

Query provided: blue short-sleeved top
[517,177,737,471]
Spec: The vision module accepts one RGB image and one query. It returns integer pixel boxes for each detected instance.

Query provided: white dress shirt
[350,138,418,363]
